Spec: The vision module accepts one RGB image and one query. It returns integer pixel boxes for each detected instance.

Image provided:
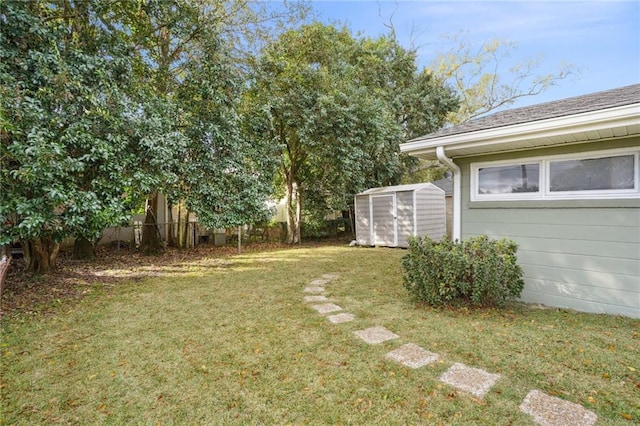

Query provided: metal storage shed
[355,182,446,248]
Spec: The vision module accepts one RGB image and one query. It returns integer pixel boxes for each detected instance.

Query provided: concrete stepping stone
[310,303,343,314]
[310,278,330,286]
[354,326,399,344]
[304,295,329,303]
[385,343,439,369]
[327,313,355,324]
[322,273,339,280]
[303,286,325,293]
[520,390,597,426]
[439,362,501,398]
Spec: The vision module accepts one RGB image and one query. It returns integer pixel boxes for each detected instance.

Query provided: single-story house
[400,84,640,318]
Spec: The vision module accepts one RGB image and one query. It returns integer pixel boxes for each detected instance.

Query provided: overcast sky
[310,0,640,109]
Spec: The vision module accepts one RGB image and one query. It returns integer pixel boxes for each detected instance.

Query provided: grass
[1,245,638,424]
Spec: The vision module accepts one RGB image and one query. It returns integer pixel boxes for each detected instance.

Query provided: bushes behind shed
[402,235,524,307]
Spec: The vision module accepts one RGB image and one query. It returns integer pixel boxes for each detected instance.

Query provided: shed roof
[400,84,640,160]
[357,182,442,196]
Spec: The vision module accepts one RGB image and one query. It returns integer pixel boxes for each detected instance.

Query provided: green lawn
[1,245,638,424]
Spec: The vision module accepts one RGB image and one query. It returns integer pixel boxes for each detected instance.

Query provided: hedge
[402,235,525,307]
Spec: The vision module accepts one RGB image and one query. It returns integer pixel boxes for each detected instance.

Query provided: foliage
[171,25,275,229]
[0,0,145,271]
[402,235,525,307]
[400,160,447,185]
[430,33,577,123]
[1,0,290,268]
[246,23,457,243]
[124,0,304,251]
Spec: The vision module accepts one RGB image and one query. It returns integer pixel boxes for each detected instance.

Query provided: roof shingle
[411,84,640,142]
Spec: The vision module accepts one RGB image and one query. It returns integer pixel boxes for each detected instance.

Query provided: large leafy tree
[124,0,307,253]
[172,26,275,233]
[0,0,148,272]
[247,23,457,243]
[0,0,282,272]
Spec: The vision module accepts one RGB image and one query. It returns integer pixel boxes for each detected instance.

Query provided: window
[478,163,540,194]
[549,155,635,192]
[471,148,639,201]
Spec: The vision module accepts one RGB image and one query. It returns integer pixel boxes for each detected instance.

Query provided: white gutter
[400,103,640,159]
[436,146,461,242]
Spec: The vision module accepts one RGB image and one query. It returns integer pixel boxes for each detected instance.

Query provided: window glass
[549,155,635,192]
[478,164,540,194]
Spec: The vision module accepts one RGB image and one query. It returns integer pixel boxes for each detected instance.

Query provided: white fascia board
[400,103,640,157]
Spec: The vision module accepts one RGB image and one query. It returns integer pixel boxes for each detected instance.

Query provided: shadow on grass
[1,243,341,318]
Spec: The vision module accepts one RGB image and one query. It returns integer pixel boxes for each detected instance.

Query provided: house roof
[431,176,453,195]
[357,182,443,196]
[400,84,640,160]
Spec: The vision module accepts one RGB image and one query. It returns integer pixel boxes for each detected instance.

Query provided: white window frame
[471,147,640,201]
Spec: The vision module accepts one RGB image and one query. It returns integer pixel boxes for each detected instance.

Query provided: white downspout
[436,146,461,242]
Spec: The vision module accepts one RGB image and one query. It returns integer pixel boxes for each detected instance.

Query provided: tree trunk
[295,187,302,243]
[140,194,163,255]
[21,237,59,274]
[181,209,190,248]
[285,178,300,244]
[348,207,355,237]
[176,200,182,248]
[0,254,11,297]
[73,237,96,260]
[167,201,176,247]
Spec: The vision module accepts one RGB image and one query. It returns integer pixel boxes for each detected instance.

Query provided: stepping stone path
[327,313,355,324]
[304,295,329,303]
[301,272,597,424]
[385,343,439,369]
[520,390,598,426]
[310,303,343,314]
[439,362,501,398]
[303,273,355,321]
[354,326,399,344]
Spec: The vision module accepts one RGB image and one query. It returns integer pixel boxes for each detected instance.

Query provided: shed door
[372,194,397,246]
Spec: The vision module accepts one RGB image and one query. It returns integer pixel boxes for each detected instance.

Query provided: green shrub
[402,235,525,307]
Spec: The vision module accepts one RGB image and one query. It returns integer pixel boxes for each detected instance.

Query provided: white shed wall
[396,191,415,248]
[355,195,372,245]
[415,187,446,241]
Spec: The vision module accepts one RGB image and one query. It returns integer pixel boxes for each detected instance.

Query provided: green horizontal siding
[522,286,639,318]
[456,139,640,318]
[518,250,638,277]
[463,233,638,260]
[522,265,638,294]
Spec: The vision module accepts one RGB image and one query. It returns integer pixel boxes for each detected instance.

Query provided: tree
[1,0,146,272]
[125,0,308,253]
[430,33,577,124]
[246,23,457,243]
[172,25,276,233]
[399,33,575,185]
